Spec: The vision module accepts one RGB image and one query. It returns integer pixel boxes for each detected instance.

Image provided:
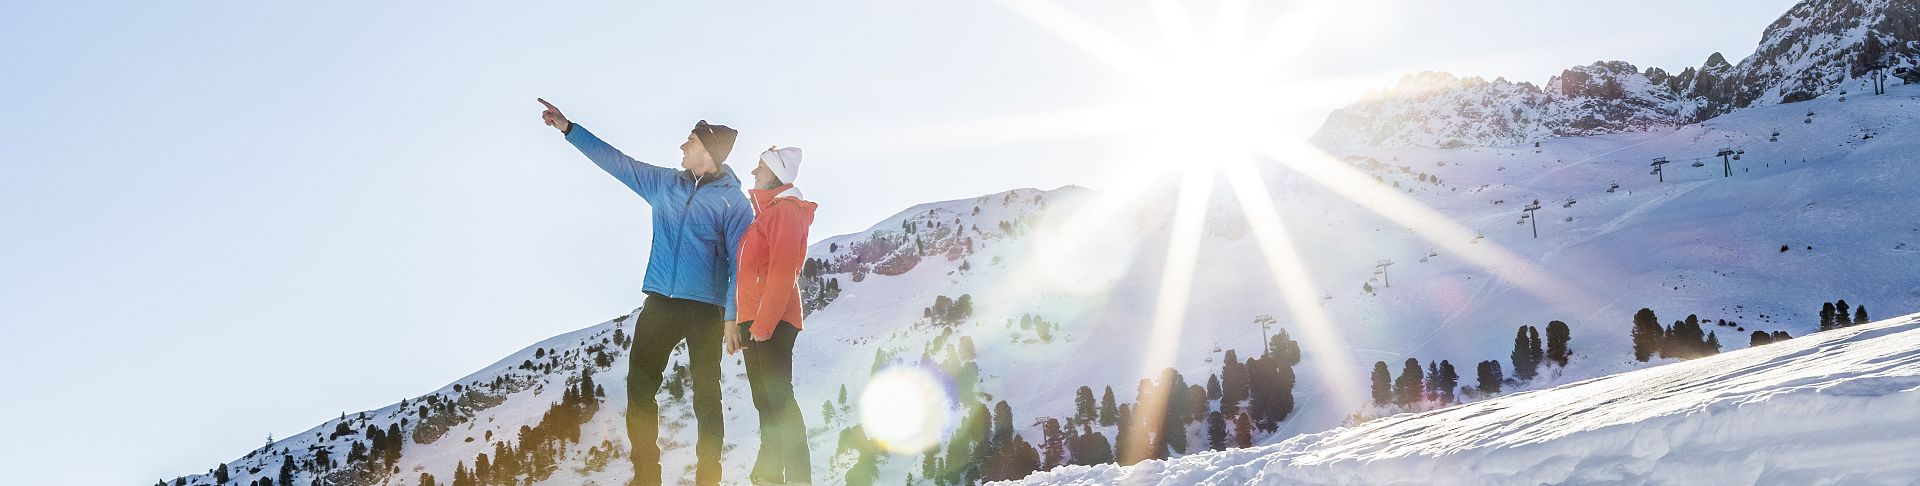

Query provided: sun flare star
[850,0,1610,462]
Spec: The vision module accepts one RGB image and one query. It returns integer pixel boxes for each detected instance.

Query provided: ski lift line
[1521,201,1543,239]
[1252,314,1276,355]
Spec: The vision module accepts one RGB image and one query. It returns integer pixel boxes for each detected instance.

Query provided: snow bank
[1011,313,1920,485]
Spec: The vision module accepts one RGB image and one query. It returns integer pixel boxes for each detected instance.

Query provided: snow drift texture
[1010,312,1920,485]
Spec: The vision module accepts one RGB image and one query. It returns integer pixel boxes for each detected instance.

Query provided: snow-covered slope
[1311,0,1920,149]
[164,4,1920,483]
[1010,311,1920,485]
[171,79,1920,485]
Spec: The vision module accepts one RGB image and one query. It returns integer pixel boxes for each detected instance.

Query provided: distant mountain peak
[1311,0,1919,150]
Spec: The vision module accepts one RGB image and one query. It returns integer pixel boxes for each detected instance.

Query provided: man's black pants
[628,294,724,486]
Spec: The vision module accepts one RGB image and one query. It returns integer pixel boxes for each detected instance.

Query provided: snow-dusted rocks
[1312,0,1920,150]
[1308,64,1700,150]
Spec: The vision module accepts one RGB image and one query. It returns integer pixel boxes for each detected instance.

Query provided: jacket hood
[688,164,743,188]
[749,184,818,215]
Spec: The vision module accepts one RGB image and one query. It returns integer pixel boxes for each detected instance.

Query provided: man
[731,146,817,485]
[538,98,752,486]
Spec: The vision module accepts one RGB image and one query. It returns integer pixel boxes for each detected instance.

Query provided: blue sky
[0,1,1795,483]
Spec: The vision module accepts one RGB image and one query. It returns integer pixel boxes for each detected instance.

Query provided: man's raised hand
[537,98,571,133]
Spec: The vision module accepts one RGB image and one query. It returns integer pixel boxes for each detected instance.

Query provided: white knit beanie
[760,147,803,186]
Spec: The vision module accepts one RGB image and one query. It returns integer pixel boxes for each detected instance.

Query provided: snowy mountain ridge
[1311,0,1920,149]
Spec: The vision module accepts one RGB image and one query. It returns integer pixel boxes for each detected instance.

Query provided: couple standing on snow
[538,99,816,486]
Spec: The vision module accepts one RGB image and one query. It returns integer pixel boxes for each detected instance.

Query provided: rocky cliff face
[1312,0,1920,150]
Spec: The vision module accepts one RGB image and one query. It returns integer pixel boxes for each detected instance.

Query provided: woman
[730,145,817,485]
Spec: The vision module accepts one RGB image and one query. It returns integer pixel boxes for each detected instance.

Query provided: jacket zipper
[667,172,714,301]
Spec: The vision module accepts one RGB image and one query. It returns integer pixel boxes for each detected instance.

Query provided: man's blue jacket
[566,124,753,320]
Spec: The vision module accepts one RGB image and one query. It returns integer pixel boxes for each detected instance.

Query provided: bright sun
[988,0,1328,171]
[852,0,1600,462]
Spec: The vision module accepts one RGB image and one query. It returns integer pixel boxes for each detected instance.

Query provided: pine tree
[1160,370,1189,456]
[1188,384,1209,423]
[993,400,1015,447]
[1511,326,1541,380]
[1835,300,1851,328]
[1476,360,1503,395]
[1079,430,1115,466]
[1232,412,1254,448]
[1855,306,1869,325]
[1661,315,1709,359]
[1074,386,1097,425]
[419,472,436,486]
[1206,411,1228,451]
[1821,302,1837,330]
[945,405,979,483]
[1113,403,1133,465]
[214,464,229,485]
[1750,330,1773,347]
[847,449,881,486]
[922,448,939,482]
[1240,333,1300,429]
[1689,315,1704,352]
[1206,374,1222,400]
[1268,330,1300,424]
[1393,358,1424,406]
[1221,350,1248,410]
[1099,386,1118,426]
[981,434,1042,481]
[1270,329,1302,367]
[580,370,595,404]
[1545,320,1570,366]
[453,461,470,486]
[477,452,499,484]
[385,423,403,466]
[1631,308,1661,362]
[1527,325,1544,369]
[1425,361,1441,401]
[1705,331,1721,355]
[1370,361,1392,406]
[1435,360,1459,403]
[1041,418,1066,469]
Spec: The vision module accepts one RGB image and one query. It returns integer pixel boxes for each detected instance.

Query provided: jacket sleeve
[564,124,676,202]
[721,195,754,322]
[749,204,809,340]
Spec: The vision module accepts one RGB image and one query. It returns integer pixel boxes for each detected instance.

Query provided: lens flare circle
[857,365,954,454]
